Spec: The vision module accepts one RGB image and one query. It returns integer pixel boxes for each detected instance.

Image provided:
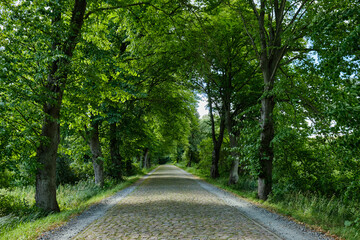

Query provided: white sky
[197,96,208,118]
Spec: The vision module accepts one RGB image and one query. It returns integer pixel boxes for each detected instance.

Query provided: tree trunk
[210,144,221,178]
[35,0,87,212]
[110,122,122,179]
[143,148,149,169]
[208,90,225,179]
[224,90,240,185]
[35,102,61,212]
[228,134,239,185]
[88,120,104,187]
[258,67,276,200]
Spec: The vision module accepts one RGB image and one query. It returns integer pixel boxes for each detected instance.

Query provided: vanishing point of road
[46,165,331,240]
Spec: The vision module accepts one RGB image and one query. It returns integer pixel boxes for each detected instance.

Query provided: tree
[0,0,163,212]
[1,0,88,212]
[232,0,320,199]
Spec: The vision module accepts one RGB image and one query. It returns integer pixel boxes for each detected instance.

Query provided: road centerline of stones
[73,165,280,240]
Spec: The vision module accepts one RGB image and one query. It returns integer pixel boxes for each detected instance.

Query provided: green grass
[176,162,360,240]
[0,167,156,240]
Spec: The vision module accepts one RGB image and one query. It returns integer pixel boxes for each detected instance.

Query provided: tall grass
[0,174,147,240]
[267,192,360,240]
[176,162,360,240]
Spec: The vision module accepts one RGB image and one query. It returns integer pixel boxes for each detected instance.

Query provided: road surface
[44,165,331,240]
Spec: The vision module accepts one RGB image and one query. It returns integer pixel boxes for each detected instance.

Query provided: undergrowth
[0,167,155,240]
[176,162,360,240]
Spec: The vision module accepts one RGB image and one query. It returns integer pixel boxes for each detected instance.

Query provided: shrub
[0,193,33,216]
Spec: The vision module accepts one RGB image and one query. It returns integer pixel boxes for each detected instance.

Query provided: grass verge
[0,167,156,240]
[176,162,359,240]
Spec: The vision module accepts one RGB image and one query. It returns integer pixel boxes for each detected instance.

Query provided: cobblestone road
[74,165,280,240]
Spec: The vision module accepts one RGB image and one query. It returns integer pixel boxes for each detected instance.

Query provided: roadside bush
[198,137,213,172]
[0,169,13,188]
[56,154,79,185]
[0,193,34,217]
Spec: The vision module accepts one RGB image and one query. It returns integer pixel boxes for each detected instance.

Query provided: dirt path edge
[176,166,333,240]
[38,167,159,240]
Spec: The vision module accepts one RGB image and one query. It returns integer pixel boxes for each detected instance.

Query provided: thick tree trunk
[110,122,122,179]
[35,102,61,212]
[258,68,276,200]
[88,120,104,187]
[35,0,87,212]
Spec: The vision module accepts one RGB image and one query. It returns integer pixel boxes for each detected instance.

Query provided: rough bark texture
[35,0,87,212]
[258,73,275,199]
[88,120,104,187]
[35,101,61,212]
[110,122,122,179]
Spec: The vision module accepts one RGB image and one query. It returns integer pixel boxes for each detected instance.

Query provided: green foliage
[0,170,13,189]
[0,194,32,217]
[179,163,360,240]
[56,155,80,186]
[268,191,360,240]
[0,0,359,239]
[198,137,213,171]
[0,173,144,238]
